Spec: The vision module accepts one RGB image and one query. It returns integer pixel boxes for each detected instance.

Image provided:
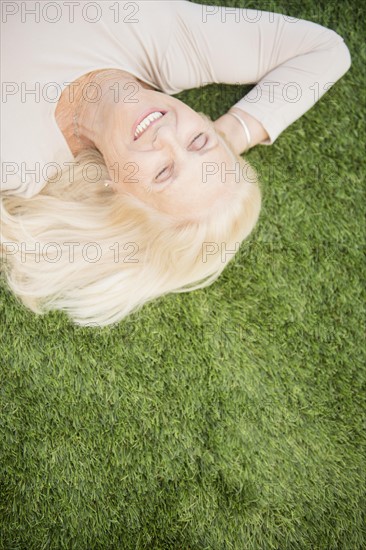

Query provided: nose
[152,123,180,151]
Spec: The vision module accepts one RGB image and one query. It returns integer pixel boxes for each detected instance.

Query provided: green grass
[1,0,365,548]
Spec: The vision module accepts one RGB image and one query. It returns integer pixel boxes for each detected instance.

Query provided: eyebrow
[153,140,222,189]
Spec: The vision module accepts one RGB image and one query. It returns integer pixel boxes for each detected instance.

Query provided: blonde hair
[0,117,262,327]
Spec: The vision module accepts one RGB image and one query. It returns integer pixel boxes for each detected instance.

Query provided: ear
[103,179,114,189]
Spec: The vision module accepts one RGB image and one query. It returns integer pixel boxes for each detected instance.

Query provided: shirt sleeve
[162,0,352,145]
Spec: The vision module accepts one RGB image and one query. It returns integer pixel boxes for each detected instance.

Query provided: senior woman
[0,1,351,326]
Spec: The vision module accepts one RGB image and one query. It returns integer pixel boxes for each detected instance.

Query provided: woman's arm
[213,107,270,155]
[162,1,351,153]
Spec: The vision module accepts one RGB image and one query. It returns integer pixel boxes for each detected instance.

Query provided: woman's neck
[55,69,100,156]
[55,68,156,157]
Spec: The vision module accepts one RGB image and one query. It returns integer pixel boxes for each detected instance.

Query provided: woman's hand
[213,107,270,155]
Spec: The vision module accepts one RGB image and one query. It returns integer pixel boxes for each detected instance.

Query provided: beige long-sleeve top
[1,0,351,198]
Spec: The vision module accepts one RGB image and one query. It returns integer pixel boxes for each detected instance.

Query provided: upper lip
[133,110,167,141]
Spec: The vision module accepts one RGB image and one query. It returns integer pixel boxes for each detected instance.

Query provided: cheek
[162,93,196,117]
[115,158,152,193]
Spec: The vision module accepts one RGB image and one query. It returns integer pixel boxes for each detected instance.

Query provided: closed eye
[155,133,208,182]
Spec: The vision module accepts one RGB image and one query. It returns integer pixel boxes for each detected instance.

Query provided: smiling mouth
[133,110,167,141]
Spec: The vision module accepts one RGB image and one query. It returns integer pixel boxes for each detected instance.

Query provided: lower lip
[132,109,167,141]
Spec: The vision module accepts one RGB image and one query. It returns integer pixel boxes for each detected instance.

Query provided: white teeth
[134,111,163,139]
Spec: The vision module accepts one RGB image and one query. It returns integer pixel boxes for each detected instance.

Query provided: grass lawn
[1,0,365,548]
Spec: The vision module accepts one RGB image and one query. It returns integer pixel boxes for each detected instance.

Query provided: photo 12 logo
[1,240,140,264]
[1,1,140,24]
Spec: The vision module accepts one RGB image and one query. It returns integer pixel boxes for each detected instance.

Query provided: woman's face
[96,80,240,221]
